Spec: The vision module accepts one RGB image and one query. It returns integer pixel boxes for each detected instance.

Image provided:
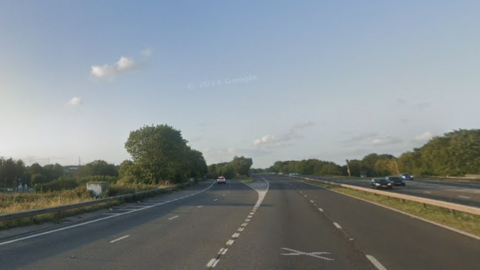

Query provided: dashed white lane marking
[424,191,432,194]
[214,199,218,202]
[238,227,244,232]
[333,222,342,229]
[458,195,471,199]
[218,248,228,255]
[248,215,253,218]
[318,208,324,212]
[110,235,130,243]
[197,205,203,208]
[212,259,220,267]
[232,233,240,238]
[226,240,234,245]
[366,255,388,270]
[168,215,179,220]
[310,200,314,203]
[207,258,218,267]
[250,212,255,215]
[241,223,248,226]
[245,219,251,222]
[304,195,308,197]
[0,182,217,247]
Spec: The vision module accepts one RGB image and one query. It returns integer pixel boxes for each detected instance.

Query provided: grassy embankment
[0,180,186,230]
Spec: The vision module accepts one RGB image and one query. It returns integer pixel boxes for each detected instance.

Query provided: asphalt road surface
[299,175,480,207]
[1,175,479,270]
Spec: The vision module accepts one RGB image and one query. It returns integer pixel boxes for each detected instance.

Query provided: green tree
[125,125,192,183]
[231,156,253,176]
[31,173,48,186]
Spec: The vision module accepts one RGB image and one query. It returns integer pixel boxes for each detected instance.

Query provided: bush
[77,176,118,185]
[34,178,78,192]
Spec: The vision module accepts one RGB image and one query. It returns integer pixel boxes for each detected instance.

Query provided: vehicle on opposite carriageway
[385,176,406,186]
[371,178,393,190]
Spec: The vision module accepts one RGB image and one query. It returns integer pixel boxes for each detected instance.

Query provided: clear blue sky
[1,1,479,168]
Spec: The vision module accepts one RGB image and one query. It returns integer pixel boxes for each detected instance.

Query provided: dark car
[385,176,406,186]
[371,178,392,189]
[401,173,414,180]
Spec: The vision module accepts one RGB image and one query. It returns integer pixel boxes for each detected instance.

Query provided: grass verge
[239,176,254,183]
[0,182,192,231]
[302,179,480,238]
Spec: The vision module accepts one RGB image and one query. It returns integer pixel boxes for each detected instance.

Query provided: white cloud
[371,136,402,146]
[253,135,276,146]
[415,131,434,142]
[141,48,153,56]
[90,56,143,82]
[117,56,134,71]
[67,97,83,106]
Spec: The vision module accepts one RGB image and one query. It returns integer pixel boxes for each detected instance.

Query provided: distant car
[216,176,227,184]
[401,173,414,180]
[385,176,406,186]
[371,178,392,189]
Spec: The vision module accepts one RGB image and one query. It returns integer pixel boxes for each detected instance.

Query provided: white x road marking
[280,248,334,261]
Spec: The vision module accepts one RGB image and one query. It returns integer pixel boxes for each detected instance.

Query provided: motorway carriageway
[300,175,480,208]
[0,175,479,269]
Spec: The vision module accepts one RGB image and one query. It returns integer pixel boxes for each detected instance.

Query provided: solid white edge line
[333,222,342,229]
[296,178,480,241]
[110,235,130,243]
[168,215,179,220]
[0,181,216,247]
[366,255,388,270]
[197,205,203,208]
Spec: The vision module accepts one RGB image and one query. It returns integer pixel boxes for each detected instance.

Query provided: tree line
[207,156,253,179]
[265,129,480,177]
[1,124,209,192]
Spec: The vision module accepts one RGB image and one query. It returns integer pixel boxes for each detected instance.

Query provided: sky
[1,1,480,168]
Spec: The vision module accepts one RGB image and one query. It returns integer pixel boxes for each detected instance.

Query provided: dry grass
[0,181,183,230]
